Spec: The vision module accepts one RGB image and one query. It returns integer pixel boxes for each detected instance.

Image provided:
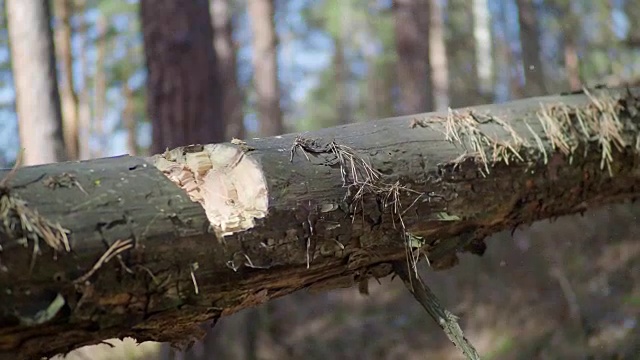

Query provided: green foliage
[81,0,146,135]
[95,0,137,18]
[295,0,395,131]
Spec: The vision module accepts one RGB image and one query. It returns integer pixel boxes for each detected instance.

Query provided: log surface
[1,87,640,359]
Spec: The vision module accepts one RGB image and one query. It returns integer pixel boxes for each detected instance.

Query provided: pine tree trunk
[141,0,225,153]
[76,0,92,160]
[7,0,66,165]
[515,0,547,96]
[445,0,481,107]
[53,0,80,160]
[393,0,432,115]
[472,0,493,96]
[558,1,581,91]
[624,1,640,47]
[210,0,245,140]
[122,83,137,156]
[92,15,108,158]
[428,0,448,111]
[334,36,350,125]
[247,0,284,136]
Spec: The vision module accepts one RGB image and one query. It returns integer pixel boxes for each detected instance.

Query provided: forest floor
[59,201,640,360]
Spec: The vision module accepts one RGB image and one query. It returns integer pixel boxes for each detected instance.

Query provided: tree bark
[76,0,92,160]
[92,15,108,159]
[364,9,394,120]
[472,0,493,96]
[53,0,80,161]
[248,0,284,136]
[1,88,640,359]
[393,0,432,115]
[365,58,394,119]
[334,36,350,125]
[445,0,481,108]
[557,1,581,91]
[515,0,547,96]
[429,0,448,112]
[7,0,66,166]
[624,1,640,48]
[141,0,225,154]
[495,0,524,100]
[210,0,245,140]
[122,83,137,156]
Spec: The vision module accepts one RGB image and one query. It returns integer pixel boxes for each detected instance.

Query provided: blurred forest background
[1,0,640,359]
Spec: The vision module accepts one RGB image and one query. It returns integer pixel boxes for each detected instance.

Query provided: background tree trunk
[624,0,640,47]
[75,0,91,160]
[53,0,80,160]
[516,0,547,96]
[7,0,66,165]
[428,0,448,112]
[210,0,245,140]
[141,0,225,153]
[248,0,284,136]
[556,0,581,91]
[364,9,395,120]
[122,83,137,156]
[92,15,108,158]
[334,36,350,125]
[446,0,481,108]
[393,0,432,115]
[472,0,493,97]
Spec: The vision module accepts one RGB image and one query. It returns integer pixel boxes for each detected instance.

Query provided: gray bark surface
[141,0,225,153]
[211,0,245,140]
[394,0,432,114]
[7,0,66,165]
[248,0,284,136]
[1,88,640,359]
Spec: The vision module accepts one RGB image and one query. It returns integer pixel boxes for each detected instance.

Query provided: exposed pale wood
[1,88,640,359]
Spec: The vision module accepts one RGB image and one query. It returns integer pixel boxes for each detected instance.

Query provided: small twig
[190,262,200,295]
[392,261,481,360]
[117,254,134,274]
[136,265,159,284]
[306,237,311,269]
[74,238,134,284]
[549,266,581,322]
[0,149,23,189]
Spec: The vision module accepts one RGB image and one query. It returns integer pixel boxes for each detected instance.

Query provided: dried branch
[393,261,481,360]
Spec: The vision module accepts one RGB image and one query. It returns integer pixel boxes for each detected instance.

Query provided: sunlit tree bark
[393,0,432,114]
[211,0,245,140]
[7,0,66,165]
[53,0,80,160]
[515,0,547,96]
[248,0,284,136]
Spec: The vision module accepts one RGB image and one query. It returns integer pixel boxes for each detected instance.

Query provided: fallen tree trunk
[1,87,640,359]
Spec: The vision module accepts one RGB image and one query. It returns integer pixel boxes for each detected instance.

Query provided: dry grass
[412,91,635,180]
[0,154,71,272]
